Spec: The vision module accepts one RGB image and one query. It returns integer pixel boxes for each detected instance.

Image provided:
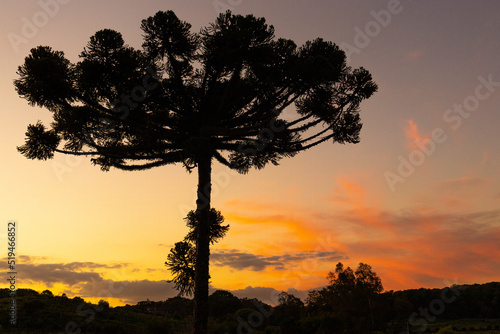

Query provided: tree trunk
[368,296,375,327]
[193,155,212,334]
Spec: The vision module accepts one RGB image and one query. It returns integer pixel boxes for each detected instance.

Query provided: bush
[436,325,455,334]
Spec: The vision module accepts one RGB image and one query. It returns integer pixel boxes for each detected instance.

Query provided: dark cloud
[74,281,313,306]
[19,263,104,286]
[5,256,127,270]
[286,287,310,302]
[74,279,180,305]
[5,260,128,287]
[13,257,315,305]
[227,286,314,305]
[210,250,277,271]
[210,249,345,272]
[11,259,179,304]
[229,286,282,305]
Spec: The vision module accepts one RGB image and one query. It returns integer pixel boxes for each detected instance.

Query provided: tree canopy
[308,262,383,333]
[15,10,377,174]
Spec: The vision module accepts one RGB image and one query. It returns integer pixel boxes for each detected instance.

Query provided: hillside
[0,282,499,333]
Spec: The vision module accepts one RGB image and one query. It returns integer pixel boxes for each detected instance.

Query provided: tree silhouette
[165,209,228,296]
[275,291,304,319]
[309,262,383,332]
[14,10,377,333]
[355,262,383,326]
[166,241,196,297]
[208,290,242,319]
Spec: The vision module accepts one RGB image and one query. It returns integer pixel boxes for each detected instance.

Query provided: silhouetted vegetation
[165,209,229,297]
[14,9,377,333]
[1,267,499,333]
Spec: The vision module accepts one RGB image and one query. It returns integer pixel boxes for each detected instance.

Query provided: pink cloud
[404,119,432,150]
[407,49,426,60]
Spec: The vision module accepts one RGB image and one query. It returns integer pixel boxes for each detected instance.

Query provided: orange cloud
[217,177,500,294]
[407,49,425,60]
[223,210,340,255]
[413,176,491,212]
[335,204,500,290]
[330,178,365,208]
[222,199,342,249]
[404,119,431,150]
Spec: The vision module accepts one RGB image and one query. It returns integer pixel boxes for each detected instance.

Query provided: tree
[308,262,383,332]
[208,290,242,319]
[436,326,456,334]
[165,208,228,296]
[275,291,304,319]
[41,289,53,297]
[327,262,357,298]
[14,10,377,334]
[354,262,383,325]
[98,299,110,310]
[166,241,197,296]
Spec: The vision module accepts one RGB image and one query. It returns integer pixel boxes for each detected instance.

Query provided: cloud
[406,49,425,60]
[415,176,490,211]
[222,286,314,305]
[222,199,338,253]
[211,250,277,271]
[329,178,365,208]
[3,258,186,304]
[327,203,500,290]
[222,177,500,292]
[2,257,130,288]
[229,286,282,305]
[10,260,179,304]
[11,173,500,305]
[10,262,106,287]
[79,280,312,306]
[404,119,431,150]
[74,279,179,305]
[211,249,345,272]
[15,256,127,269]
[5,256,316,306]
[435,176,483,190]
[16,255,48,262]
[286,287,310,302]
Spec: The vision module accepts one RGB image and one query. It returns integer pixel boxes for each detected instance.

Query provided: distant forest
[0,279,499,333]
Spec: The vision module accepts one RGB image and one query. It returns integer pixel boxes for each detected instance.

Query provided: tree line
[1,266,499,333]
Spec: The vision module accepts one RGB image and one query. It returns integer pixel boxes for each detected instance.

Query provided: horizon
[1,1,500,308]
[7,278,499,308]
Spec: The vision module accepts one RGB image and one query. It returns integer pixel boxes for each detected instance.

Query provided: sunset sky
[1,0,499,307]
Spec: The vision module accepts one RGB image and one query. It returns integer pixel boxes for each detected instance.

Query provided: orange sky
[1,1,500,307]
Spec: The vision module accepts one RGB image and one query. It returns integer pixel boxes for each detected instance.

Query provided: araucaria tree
[14,10,377,334]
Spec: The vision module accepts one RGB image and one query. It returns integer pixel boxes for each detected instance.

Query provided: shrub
[436,325,455,334]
